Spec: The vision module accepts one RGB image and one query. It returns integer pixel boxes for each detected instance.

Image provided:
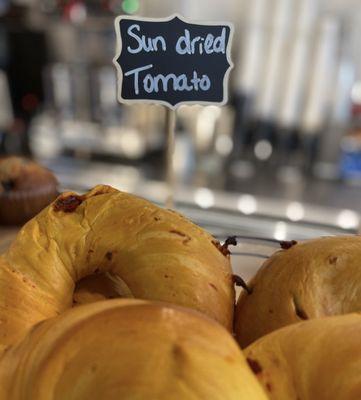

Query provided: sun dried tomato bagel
[244,313,361,400]
[0,185,234,350]
[0,300,268,400]
[235,236,361,347]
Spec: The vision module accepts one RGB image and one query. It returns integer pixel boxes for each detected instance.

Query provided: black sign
[114,14,233,109]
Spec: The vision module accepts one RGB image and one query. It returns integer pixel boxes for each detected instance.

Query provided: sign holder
[113,14,234,209]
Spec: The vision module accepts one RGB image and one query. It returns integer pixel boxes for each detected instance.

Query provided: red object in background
[57,0,120,16]
[21,93,39,112]
[101,0,111,11]
[6,29,47,120]
[60,0,85,20]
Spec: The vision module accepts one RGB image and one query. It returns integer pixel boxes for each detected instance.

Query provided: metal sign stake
[165,108,176,209]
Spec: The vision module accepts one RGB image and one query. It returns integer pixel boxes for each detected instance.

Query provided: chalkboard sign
[113,14,234,109]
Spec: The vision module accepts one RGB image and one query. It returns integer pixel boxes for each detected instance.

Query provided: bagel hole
[292,295,308,320]
[73,272,133,307]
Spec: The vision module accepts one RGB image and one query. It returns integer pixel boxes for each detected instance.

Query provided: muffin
[0,156,58,225]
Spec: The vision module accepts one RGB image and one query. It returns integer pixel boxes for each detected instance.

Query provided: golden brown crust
[0,300,268,400]
[235,236,361,347]
[244,313,361,400]
[0,185,235,349]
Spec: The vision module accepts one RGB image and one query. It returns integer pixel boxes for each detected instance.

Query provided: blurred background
[1,0,361,240]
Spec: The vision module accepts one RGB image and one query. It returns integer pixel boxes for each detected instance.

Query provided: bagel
[0,185,234,350]
[235,236,361,347]
[0,300,268,400]
[244,313,361,400]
